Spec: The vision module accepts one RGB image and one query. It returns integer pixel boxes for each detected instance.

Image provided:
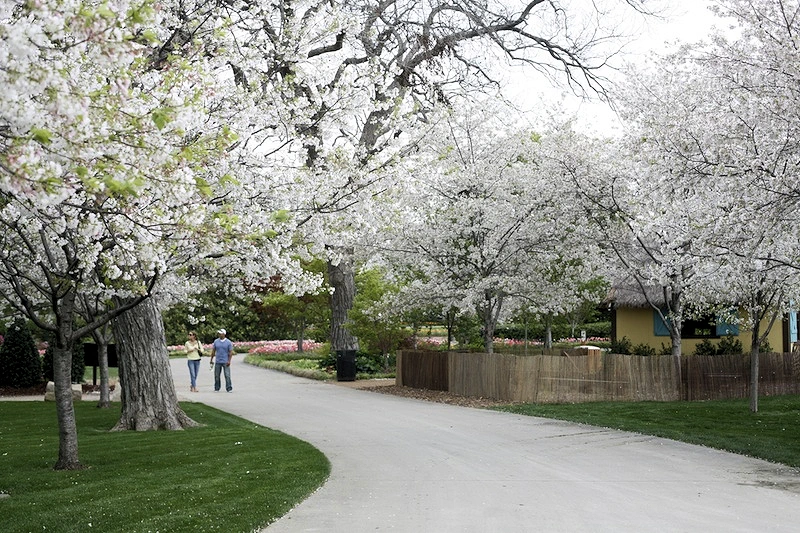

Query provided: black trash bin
[336,350,357,382]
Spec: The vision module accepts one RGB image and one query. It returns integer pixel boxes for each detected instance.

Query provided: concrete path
[171,359,800,532]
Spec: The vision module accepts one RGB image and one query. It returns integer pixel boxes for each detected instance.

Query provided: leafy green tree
[348,269,408,359]
[258,290,330,350]
[0,318,42,388]
[163,287,288,345]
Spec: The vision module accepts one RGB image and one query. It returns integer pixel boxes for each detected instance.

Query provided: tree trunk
[53,289,83,470]
[92,326,113,408]
[671,333,682,381]
[445,308,456,350]
[749,320,761,413]
[296,316,305,353]
[524,317,529,357]
[111,297,198,431]
[544,313,553,350]
[328,250,359,352]
[53,343,83,470]
[97,341,110,408]
[665,291,683,394]
[479,292,503,354]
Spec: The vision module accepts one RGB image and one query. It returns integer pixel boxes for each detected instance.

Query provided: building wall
[613,307,786,354]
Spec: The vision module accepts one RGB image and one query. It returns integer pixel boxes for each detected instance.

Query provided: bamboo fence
[397,350,800,403]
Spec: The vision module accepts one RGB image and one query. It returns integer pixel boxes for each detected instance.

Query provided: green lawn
[0,401,330,533]
[494,394,800,467]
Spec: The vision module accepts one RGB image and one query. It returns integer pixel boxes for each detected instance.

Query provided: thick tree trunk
[111,297,198,431]
[328,251,359,352]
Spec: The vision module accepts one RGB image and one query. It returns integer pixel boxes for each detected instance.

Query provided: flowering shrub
[248,341,324,354]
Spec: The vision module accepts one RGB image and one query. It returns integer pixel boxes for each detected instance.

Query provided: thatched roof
[605,282,668,309]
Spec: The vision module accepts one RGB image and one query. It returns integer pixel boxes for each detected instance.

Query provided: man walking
[210,328,234,392]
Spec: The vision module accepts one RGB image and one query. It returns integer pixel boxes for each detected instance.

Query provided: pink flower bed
[417,336,447,345]
[494,337,610,346]
[168,340,323,353]
[248,340,324,354]
[557,337,610,344]
[494,338,544,346]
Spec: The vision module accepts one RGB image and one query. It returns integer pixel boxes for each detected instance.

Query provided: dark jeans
[214,363,232,392]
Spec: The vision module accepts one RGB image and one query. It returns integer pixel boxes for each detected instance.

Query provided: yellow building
[608,286,795,354]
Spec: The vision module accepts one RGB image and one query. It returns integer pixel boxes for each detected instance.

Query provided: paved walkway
[175,359,800,532]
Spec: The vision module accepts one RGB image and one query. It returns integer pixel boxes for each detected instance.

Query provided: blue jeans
[187,359,200,388]
[214,363,232,392]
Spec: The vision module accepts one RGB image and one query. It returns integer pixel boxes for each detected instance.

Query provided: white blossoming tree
[0,0,291,466]
[203,0,656,354]
[373,106,602,353]
[608,0,800,410]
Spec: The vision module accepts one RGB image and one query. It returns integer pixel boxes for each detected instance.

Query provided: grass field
[495,395,800,467]
[0,401,329,533]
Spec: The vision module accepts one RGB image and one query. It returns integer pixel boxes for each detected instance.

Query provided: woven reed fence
[397,350,800,403]
[685,352,800,400]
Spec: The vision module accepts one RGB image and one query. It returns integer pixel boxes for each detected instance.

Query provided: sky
[505,0,725,136]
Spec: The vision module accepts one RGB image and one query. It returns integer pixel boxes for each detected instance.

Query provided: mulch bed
[362,384,514,409]
[0,383,47,397]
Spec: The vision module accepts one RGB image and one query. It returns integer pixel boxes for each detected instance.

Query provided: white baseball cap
[217,328,226,335]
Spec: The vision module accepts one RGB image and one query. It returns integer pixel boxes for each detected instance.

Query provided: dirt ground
[338,379,512,409]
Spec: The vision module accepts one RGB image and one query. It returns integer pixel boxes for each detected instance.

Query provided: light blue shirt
[212,338,234,364]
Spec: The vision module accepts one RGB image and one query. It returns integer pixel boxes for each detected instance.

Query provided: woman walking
[184,331,204,392]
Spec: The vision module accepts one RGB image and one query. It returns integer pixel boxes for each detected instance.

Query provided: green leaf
[271,209,291,223]
[30,128,52,145]
[151,108,172,130]
[141,29,159,44]
[194,177,213,197]
[97,3,116,19]
[220,173,240,186]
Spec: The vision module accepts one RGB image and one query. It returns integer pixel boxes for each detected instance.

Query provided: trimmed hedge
[0,318,42,388]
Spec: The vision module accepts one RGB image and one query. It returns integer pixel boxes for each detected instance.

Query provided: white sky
[505,0,726,136]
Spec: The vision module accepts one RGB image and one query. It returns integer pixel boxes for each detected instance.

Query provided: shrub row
[495,321,611,342]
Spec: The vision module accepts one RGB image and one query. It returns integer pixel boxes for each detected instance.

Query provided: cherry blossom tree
[374,106,601,353]
[595,0,800,409]
[203,0,656,354]
[0,0,257,466]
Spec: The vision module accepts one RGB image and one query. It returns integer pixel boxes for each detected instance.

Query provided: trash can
[336,350,357,382]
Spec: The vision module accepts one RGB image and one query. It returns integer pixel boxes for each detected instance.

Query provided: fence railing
[397,350,800,403]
